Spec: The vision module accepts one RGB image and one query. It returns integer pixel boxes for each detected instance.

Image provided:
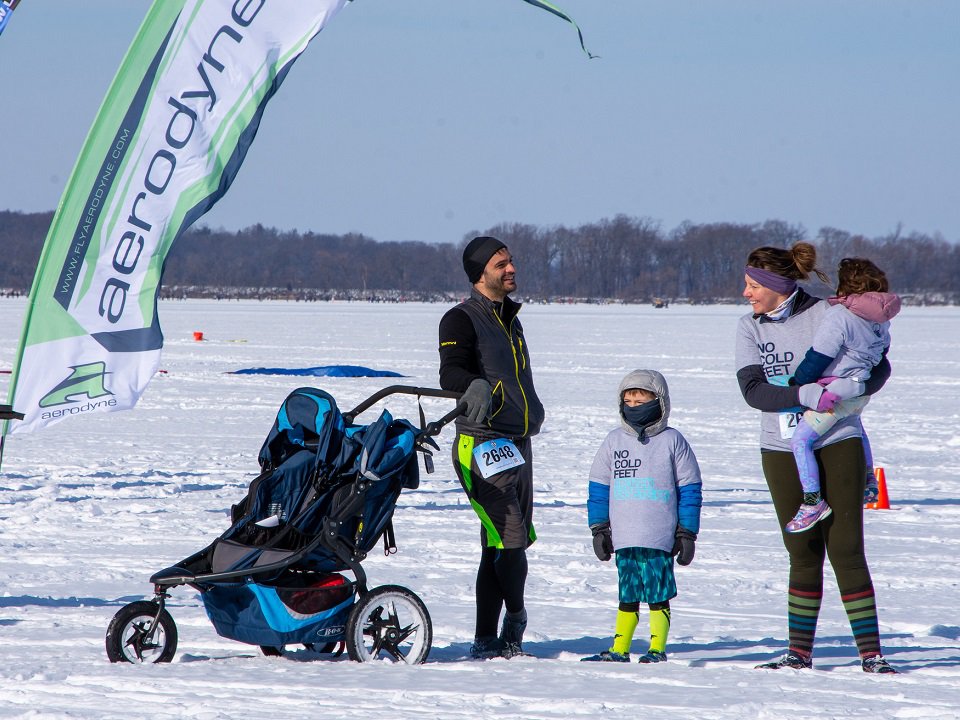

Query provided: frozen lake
[1,297,959,719]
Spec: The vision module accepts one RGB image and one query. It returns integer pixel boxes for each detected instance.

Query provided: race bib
[767,376,802,439]
[472,438,525,479]
[778,408,803,439]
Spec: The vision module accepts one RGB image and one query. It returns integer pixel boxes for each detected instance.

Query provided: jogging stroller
[105,385,462,664]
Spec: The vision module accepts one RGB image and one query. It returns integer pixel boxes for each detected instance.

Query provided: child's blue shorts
[615,547,677,605]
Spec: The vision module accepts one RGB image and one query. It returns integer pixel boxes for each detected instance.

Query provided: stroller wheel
[105,601,178,663]
[345,585,432,664]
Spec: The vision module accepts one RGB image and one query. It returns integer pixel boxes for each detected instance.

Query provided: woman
[735,242,898,673]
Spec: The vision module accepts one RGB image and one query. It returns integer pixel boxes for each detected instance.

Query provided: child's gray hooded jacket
[793,291,900,390]
[586,370,703,553]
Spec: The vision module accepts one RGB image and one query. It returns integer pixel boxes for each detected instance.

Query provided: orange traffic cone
[865,467,890,510]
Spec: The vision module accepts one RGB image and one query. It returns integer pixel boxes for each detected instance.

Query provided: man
[438,235,545,659]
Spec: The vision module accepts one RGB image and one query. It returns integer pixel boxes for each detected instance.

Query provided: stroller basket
[202,572,355,647]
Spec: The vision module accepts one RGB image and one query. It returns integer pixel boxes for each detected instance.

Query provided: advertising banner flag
[0,0,22,37]
[4,0,348,435]
[0,0,20,35]
[4,0,590,438]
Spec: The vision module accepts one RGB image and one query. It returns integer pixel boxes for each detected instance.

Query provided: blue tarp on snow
[231,365,404,378]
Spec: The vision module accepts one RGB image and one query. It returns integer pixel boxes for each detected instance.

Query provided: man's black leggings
[475,546,527,638]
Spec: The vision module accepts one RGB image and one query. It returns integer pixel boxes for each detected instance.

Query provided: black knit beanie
[462,236,506,284]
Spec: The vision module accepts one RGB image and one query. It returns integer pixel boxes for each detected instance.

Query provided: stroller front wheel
[105,601,178,663]
[345,585,432,664]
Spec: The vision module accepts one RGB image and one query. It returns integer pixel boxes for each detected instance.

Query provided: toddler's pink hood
[828,292,901,323]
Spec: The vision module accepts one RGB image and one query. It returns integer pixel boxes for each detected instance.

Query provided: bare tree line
[2,210,957,302]
[488,217,960,303]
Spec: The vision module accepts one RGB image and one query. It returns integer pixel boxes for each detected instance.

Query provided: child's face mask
[621,398,662,435]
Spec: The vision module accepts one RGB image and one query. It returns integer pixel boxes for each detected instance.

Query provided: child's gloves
[460,378,492,424]
[798,383,825,411]
[590,522,613,561]
[817,390,840,412]
[672,527,697,566]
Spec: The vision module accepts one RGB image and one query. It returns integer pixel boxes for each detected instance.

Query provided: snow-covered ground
[1,297,958,719]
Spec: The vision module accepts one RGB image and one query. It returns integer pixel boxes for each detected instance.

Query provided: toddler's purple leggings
[791,422,822,494]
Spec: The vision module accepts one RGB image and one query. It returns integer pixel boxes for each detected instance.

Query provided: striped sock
[787,584,822,659]
[611,609,639,655]
[841,583,881,658]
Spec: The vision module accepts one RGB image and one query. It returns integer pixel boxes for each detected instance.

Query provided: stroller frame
[105,386,463,665]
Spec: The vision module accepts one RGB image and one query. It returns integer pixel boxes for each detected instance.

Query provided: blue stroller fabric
[258,387,346,472]
[193,387,422,646]
[202,574,355,647]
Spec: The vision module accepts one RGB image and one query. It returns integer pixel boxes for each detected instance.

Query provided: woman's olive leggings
[761,437,882,658]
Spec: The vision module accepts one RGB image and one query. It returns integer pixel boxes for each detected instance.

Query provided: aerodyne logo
[39,362,113,408]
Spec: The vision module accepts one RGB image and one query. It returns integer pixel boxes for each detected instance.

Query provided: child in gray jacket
[581,369,703,663]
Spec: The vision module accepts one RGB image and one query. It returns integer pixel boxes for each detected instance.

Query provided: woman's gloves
[590,522,613,561]
[460,378,492,423]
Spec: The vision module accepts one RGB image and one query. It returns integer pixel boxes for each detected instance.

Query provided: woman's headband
[745,266,797,295]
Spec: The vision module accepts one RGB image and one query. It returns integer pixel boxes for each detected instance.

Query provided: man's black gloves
[672,527,697,566]
[590,521,613,562]
[460,378,492,424]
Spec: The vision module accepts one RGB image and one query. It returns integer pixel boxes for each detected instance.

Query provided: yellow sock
[648,607,671,653]
[611,609,639,655]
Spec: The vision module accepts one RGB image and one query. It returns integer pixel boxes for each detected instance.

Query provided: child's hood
[828,291,901,323]
[618,369,670,438]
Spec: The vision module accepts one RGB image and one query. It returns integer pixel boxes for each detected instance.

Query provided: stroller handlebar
[423,401,469,438]
[344,385,464,437]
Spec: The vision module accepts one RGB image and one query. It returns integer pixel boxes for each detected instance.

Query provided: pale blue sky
[1,0,957,245]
